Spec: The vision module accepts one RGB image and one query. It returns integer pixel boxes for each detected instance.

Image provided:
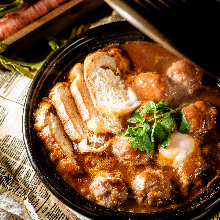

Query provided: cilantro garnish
[179,111,190,134]
[121,101,189,155]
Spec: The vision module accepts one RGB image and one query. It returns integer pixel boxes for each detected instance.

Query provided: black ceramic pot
[23,21,220,220]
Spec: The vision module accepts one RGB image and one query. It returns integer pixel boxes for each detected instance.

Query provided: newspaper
[0,70,85,220]
[0,11,219,220]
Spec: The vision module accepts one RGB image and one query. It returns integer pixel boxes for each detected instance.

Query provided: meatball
[166,60,203,96]
[132,169,174,207]
[182,101,217,136]
[158,132,196,164]
[89,172,128,209]
[158,132,211,195]
[129,72,169,102]
[174,148,210,195]
[111,136,149,166]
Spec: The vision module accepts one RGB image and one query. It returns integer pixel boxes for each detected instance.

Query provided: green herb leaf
[152,121,171,148]
[125,136,137,148]
[121,101,189,155]
[142,101,156,113]
[155,101,171,113]
[179,111,189,134]
[127,110,145,123]
[121,122,153,154]
[142,101,171,114]
[143,121,151,130]
[159,112,175,130]
[140,131,154,154]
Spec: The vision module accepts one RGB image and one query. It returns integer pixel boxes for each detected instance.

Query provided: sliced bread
[84,51,140,118]
[70,63,122,134]
[49,82,86,142]
[34,101,82,174]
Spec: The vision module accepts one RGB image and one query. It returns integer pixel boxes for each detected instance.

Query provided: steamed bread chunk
[84,51,140,118]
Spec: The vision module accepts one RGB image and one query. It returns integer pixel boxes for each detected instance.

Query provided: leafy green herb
[159,112,175,130]
[0,0,24,17]
[0,37,59,79]
[121,101,190,155]
[127,110,145,123]
[179,111,189,134]
[142,101,156,114]
[152,121,171,148]
[143,101,174,115]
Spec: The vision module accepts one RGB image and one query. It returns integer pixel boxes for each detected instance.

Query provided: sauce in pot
[34,41,220,213]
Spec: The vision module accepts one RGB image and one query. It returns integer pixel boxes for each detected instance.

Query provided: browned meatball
[173,147,211,195]
[89,172,128,208]
[111,136,149,166]
[132,169,174,207]
[166,60,203,96]
[182,101,217,136]
[158,132,212,195]
[129,72,169,102]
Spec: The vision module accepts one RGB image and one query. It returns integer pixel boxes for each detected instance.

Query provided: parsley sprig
[121,101,189,155]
